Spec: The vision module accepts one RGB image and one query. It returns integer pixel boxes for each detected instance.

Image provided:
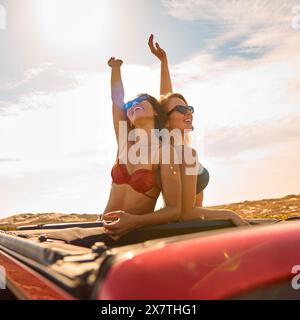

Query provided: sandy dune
[211,194,300,220]
[0,213,99,230]
[0,194,299,230]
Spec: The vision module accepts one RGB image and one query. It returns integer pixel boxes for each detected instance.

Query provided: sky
[0,0,300,218]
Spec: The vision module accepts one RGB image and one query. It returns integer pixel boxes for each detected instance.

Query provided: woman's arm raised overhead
[148,34,173,96]
[107,57,126,144]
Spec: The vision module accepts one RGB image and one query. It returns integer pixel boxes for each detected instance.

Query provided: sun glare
[36,0,111,49]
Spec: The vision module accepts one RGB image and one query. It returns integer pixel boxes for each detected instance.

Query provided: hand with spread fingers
[103,211,141,240]
[148,34,167,62]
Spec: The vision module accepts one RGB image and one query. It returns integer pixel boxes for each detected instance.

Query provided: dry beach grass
[210,194,300,220]
[0,194,299,231]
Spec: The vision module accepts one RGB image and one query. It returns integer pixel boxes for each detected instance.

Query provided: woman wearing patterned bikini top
[101,57,182,239]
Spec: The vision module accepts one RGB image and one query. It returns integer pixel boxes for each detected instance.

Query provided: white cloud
[1,52,300,213]
[0,64,83,115]
[1,0,300,215]
[162,0,300,58]
[0,64,163,216]
[162,0,296,25]
[168,49,300,133]
[204,115,300,160]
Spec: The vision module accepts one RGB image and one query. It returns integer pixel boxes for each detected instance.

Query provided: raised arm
[148,34,173,96]
[107,57,126,144]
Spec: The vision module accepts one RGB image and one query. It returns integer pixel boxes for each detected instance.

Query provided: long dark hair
[135,93,167,131]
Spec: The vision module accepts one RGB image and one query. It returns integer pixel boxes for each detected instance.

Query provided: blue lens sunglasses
[123,94,149,111]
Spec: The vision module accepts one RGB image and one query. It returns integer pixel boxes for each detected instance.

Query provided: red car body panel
[98,222,300,300]
[0,250,75,300]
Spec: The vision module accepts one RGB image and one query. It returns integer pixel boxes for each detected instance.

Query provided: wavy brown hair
[159,93,188,112]
[129,93,168,131]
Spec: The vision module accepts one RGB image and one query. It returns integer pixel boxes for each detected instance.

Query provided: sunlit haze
[0,0,299,218]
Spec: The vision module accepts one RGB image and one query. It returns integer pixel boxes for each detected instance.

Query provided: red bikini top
[111,159,160,200]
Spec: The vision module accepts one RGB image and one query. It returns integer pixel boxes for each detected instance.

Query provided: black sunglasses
[168,105,194,115]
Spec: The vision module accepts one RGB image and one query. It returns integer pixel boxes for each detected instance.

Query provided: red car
[1,218,300,300]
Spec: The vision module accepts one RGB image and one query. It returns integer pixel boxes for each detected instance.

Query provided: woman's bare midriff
[103,183,159,215]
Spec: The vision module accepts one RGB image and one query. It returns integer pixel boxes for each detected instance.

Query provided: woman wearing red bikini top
[102,57,181,239]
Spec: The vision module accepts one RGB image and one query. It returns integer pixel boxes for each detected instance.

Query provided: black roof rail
[17,221,103,231]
